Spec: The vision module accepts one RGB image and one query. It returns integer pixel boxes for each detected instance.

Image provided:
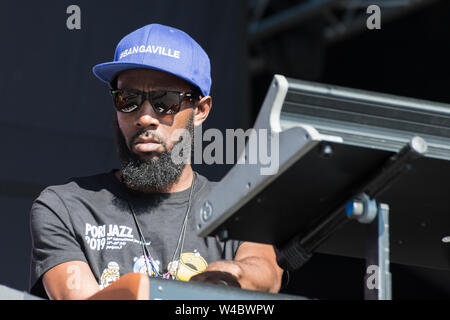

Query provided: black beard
[113,113,194,193]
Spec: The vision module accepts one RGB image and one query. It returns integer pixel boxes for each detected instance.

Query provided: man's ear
[193,96,212,127]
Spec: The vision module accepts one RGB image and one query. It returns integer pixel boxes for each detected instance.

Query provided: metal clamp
[346,193,378,224]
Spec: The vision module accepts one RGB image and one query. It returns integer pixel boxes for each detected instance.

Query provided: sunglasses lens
[113,90,141,113]
[151,91,181,115]
[111,90,190,114]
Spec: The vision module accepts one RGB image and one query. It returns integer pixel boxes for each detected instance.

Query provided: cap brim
[93,61,164,84]
[92,61,203,96]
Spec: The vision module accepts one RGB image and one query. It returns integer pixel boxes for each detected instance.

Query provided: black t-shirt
[29,170,241,298]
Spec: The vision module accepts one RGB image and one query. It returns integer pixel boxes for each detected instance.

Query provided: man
[29,23,283,300]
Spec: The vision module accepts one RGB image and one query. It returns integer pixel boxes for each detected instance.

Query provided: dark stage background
[0,0,449,299]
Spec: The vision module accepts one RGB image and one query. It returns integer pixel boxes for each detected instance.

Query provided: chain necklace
[121,171,197,279]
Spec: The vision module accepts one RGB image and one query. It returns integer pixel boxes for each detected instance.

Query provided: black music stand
[194,75,450,300]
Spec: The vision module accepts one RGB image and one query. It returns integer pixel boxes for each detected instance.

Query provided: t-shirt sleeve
[29,188,87,297]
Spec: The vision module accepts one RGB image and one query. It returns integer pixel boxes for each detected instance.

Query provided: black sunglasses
[110,88,200,115]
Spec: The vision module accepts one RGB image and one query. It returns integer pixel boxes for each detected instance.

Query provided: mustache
[130,130,167,150]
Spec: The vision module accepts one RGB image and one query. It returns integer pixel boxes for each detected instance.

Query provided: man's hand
[191,242,283,293]
[190,270,241,288]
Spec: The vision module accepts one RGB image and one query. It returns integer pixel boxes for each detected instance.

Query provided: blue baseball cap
[93,24,211,96]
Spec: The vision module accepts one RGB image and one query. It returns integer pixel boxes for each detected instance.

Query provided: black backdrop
[0,1,247,292]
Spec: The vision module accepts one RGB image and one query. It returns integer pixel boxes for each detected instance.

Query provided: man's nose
[135,100,160,128]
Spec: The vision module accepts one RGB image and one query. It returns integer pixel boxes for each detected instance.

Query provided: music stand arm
[276,137,427,299]
[364,203,392,300]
